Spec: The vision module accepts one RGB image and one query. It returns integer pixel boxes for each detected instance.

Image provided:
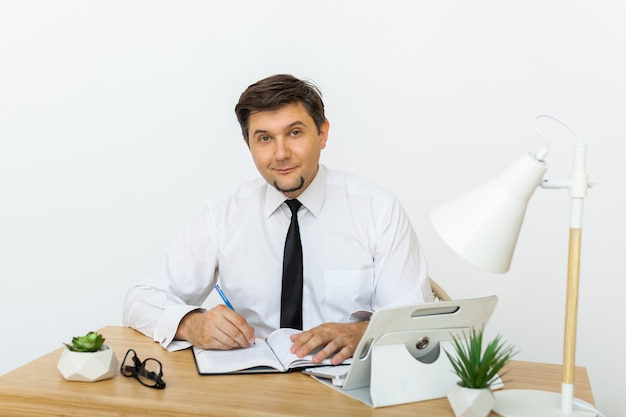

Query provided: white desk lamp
[431,115,596,417]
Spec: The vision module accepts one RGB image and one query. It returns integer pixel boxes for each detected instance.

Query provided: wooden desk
[0,326,595,416]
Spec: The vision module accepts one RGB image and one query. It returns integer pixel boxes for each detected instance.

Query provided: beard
[274,176,305,194]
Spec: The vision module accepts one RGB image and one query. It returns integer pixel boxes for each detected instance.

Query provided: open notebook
[192,328,348,374]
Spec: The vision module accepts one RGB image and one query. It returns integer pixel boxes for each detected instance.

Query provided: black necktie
[281,199,303,329]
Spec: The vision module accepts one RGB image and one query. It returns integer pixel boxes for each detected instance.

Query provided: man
[123,74,432,365]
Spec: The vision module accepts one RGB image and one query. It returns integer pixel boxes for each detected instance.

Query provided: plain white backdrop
[1,1,624,415]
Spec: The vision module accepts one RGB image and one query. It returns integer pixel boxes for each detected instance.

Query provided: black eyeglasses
[121,349,166,389]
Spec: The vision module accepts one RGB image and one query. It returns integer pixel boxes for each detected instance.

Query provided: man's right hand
[175,305,256,349]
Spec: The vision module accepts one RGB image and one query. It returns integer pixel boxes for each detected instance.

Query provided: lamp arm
[540,179,595,190]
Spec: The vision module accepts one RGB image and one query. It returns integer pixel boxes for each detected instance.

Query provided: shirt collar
[264,164,327,218]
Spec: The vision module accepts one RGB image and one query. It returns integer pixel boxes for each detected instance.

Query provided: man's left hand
[289,321,369,365]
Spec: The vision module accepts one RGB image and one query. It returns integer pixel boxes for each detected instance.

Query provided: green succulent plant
[64,331,106,352]
[445,327,517,389]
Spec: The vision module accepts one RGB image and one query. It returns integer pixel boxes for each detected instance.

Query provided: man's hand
[289,321,369,365]
[175,305,256,349]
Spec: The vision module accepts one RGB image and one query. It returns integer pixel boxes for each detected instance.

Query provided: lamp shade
[431,153,548,273]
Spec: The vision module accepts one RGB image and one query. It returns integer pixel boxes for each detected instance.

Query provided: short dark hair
[234,74,326,142]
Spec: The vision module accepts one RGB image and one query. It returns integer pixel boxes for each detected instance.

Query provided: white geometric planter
[447,384,495,417]
[57,344,118,382]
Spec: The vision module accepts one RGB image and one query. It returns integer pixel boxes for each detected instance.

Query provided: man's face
[247,102,329,199]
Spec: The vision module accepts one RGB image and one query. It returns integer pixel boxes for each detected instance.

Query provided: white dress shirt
[123,165,432,350]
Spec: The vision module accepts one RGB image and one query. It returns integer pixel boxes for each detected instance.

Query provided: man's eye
[290,129,302,137]
[258,136,271,142]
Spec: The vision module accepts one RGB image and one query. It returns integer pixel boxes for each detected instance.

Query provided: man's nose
[274,137,290,160]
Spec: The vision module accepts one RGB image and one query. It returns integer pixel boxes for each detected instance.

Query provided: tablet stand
[331,296,499,407]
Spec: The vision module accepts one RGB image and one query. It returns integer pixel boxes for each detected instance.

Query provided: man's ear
[319,119,330,149]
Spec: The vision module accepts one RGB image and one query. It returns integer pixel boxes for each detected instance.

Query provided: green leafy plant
[445,327,517,389]
[63,331,106,352]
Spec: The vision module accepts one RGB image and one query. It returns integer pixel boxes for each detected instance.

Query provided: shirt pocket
[323,269,374,321]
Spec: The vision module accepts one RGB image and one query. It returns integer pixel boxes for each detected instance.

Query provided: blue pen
[214,284,235,310]
[214,284,255,345]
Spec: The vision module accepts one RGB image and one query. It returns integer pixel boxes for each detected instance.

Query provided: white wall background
[1,1,624,415]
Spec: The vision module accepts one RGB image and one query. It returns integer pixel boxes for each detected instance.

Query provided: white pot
[447,384,495,417]
[57,344,118,382]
